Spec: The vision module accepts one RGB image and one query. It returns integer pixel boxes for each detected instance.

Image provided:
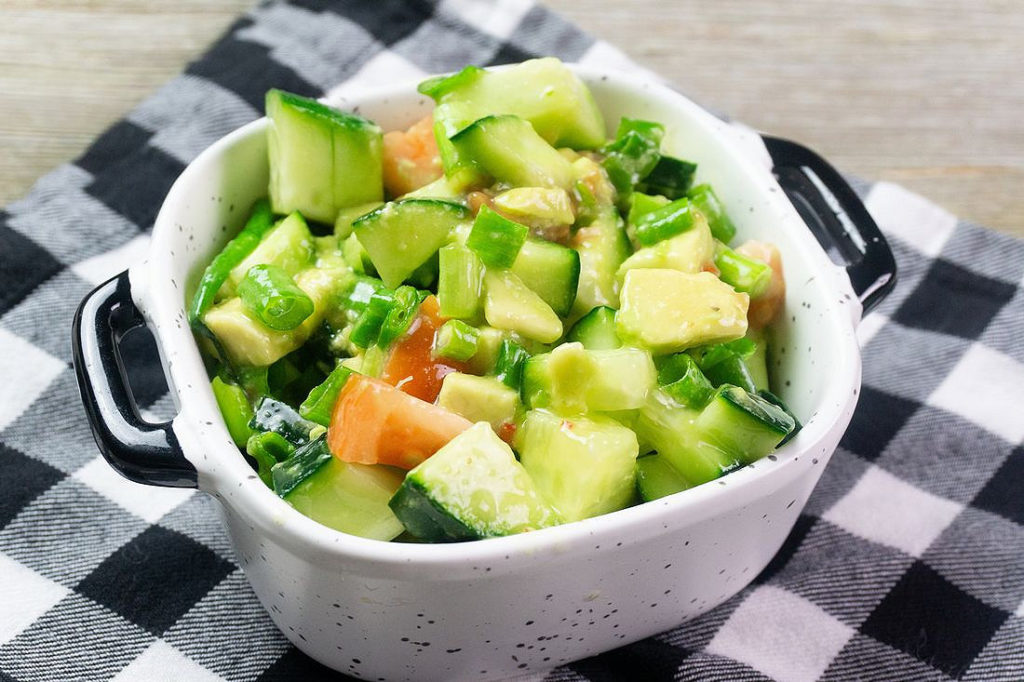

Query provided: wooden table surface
[2,0,1021,237]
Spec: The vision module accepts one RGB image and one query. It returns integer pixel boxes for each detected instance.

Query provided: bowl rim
[137,63,863,572]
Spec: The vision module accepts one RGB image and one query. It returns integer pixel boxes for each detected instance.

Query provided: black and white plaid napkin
[2,1,1022,680]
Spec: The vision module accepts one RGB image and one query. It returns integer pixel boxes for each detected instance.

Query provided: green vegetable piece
[271,435,333,497]
[466,206,529,268]
[211,377,255,447]
[657,353,715,409]
[299,364,355,426]
[343,276,388,320]
[433,319,480,362]
[494,337,530,390]
[637,156,697,199]
[450,115,575,190]
[250,396,321,446]
[378,286,427,348]
[696,386,795,464]
[628,192,671,227]
[353,199,469,289]
[687,184,736,244]
[636,453,691,501]
[188,199,274,327]
[417,65,485,99]
[437,244,484,320]
[632,197,696,247]
[237,264,315,331]
[389,423,559,541]
[601,118,664,197]
[349,290,395,349]
[267,89,383,224]
[715,244,773,297]
[436,373,520,432]
[283,458,405,540]
[509,239,581,318]
[566,306,621,350]
[483,268,563,344]
[758,389,802,447]
[692,338,759,394]
[247,431,295,486]
[517,410,639,523]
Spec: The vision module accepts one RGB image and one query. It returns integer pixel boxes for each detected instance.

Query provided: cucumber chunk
[510,239,580,317]
[569,208,631,320]
[353,199,469,289]
[483,269,563,344]
[389,423,559,541]
[266,89,383,224]
[566,306,621,350]
[284,458,405,541]
[450,115,575,190]
[517,410,639,523]
[697,386,795,464]
[636,453,691,501]
[616,269,749,354]
[424,58,605,184]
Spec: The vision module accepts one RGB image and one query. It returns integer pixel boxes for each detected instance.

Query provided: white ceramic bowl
[73,65,894,681]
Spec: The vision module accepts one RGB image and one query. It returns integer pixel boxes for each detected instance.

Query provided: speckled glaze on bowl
[76,65,889,681]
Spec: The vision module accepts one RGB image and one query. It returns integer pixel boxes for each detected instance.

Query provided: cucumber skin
[388,479,481,542]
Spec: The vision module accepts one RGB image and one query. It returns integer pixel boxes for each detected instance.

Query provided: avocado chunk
[492,187,575,233]
[436,373,520,433]
[220,212,315,298]
[522,342,656,414]
[616,269,749,354]
[616,209,714,278]
[483,268,563,344]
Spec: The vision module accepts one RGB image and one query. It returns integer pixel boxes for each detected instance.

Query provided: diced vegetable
[517,410,639,522]
[632,197,696,247]
[353,199,470,289]
[433,319,480,362]
[380,295,464,403]
[566,306,621,350]
[450,115,575,190]
[522,343,656,414]
[237,264,315,331]
[327,374,472,469]
[188,199,275,327]
[493,337,530,390]
[657,353,715,408]
[247,431,295,486]
[437,244,484,320]
[687,184,736,244]
[510,239,580,317]
[378,286,428,348]
[483,269,563,344]
[466,206,529,268]
[225,211,315,296]
[616,269,749,354]
[284,457,405,540]
[715,244,773,297]
[271,434,333,497]
[636,156,698,199]
[211,376,254,447]
[492,187,575,235]
[636,453,691,501]
[617,209,714,278]
[436,372,520,433]
[569,208,631,319]
[267,89,383,223]
[389,423,559,541]
[250,396,322,446]
[299,364,355,426]
[349,290,395,349]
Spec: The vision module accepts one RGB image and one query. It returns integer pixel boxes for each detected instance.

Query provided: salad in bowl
[191,58,799,543]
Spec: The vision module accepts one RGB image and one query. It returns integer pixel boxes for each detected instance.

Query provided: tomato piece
[381,295,466,403]
[382,114,443,197]
[327,374,472,469]
[735,240,786,329]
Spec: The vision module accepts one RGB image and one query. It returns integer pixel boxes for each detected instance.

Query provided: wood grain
[1,0,1021,237]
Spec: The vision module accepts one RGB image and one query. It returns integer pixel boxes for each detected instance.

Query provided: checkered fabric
[1,1,1022,680]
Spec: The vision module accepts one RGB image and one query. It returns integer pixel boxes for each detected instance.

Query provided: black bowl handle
[72,271,197,488]
[761,135,897,314]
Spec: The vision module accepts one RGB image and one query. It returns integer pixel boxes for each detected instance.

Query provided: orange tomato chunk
[327,374,472,470]
[381,295,466,403]
[382,114,443,197]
